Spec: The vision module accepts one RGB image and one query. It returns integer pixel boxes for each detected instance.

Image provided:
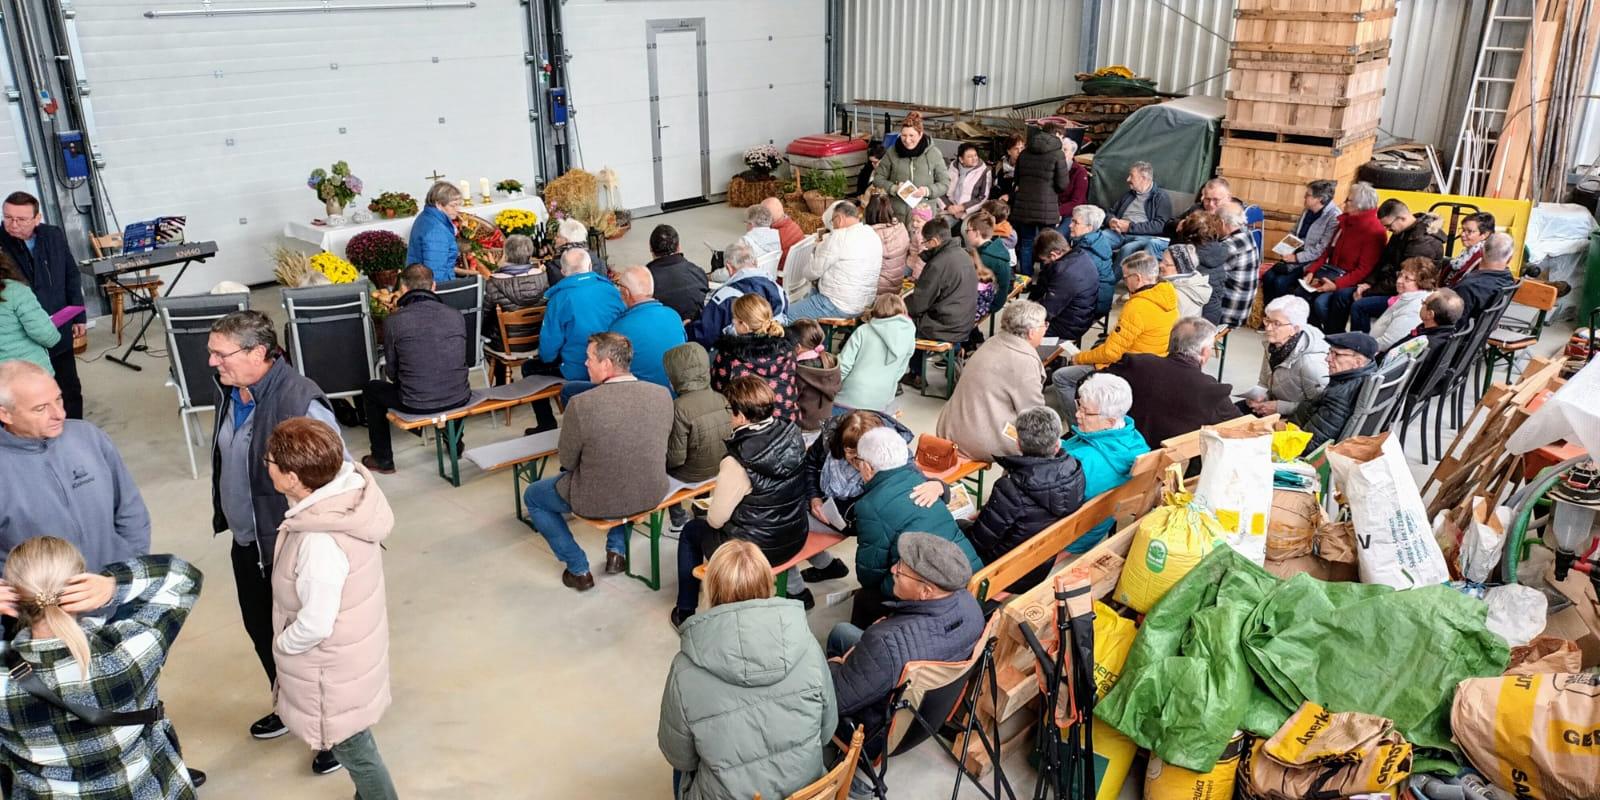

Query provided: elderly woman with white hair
[1066,203,1116,318]
[1245,295,1330,418]
[1061,372,1150,553]
[936,300,1049,462]
[551,217,609,282]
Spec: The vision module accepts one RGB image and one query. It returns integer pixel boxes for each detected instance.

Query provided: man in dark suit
[0,191,85,418]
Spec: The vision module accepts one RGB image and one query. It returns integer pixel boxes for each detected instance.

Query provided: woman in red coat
[1296,182,1387,330]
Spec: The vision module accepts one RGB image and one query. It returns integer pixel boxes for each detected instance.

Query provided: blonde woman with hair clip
[660,539,837,800]
[710,293,800,423]
[0,536,204,798]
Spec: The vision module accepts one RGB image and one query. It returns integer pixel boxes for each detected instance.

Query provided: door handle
[658,124,671,129]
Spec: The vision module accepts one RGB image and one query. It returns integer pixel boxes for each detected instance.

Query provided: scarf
[894,135,930,159]
[1267,330,1305,371]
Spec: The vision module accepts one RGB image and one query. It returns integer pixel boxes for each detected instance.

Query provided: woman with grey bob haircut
[998,299,1047,338]
[1013,406,1064,455]
[965,404,1087,586]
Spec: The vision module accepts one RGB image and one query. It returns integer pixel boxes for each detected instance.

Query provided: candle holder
[481,192,493,205]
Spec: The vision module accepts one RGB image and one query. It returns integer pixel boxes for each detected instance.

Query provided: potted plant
[494,207,542,238]
[495,178,525,197]
[367,191,419,219]
[308,161,362,217]
[308,251,360,284]
[741,145,784,180]
[796,161,849,216]
[345,230,408,288]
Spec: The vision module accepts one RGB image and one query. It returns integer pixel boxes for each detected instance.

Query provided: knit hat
[1167,243,1199,275]
[898,532,974,591]
[901,111,924,133]
[1325,331,1380,361]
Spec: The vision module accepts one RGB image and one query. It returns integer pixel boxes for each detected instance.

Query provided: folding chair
[1338,351,1417,440]
[1398,319,1476,463]
[156,292,250,479]
[854,617,1013,800]
[1480,279,1558,389]
[282,282,378,401]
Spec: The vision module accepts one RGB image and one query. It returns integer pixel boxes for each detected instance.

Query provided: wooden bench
[387,375,565,486]
[562,478,719,591]
[816,316,859,352]
[692,529,847,596]
[462,430,563,517]
[913,339,959,399]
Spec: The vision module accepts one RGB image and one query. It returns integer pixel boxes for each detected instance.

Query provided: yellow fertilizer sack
[1240,701,1413,800]
[1146,731,1247,800]
[1115,466,1226,613]
[1088,602,1139,800]
[1452,672,1600,800]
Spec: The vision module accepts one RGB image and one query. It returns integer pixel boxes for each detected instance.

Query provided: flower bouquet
[495,179,525,196]
[346,230,408,287]
[742,145,784,179]
[494,207,542,238]
[308,161,362,217]
[367,191,418,219]
[455,213,506,277]
[309,251,360,284]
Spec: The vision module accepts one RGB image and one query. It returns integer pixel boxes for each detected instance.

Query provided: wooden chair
[484,305,545,387]
[1480,278,1558,388]
[769,727,864,800]
[93,232,164,346]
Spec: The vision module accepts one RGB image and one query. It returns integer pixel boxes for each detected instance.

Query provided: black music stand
[104,244,218,371]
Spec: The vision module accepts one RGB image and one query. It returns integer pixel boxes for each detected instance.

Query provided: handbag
[7,659,164,726]
[915,434,959,474]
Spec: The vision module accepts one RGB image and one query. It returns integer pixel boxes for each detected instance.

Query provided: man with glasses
[0,191,86,418]
[205,310,347,777]
[1291,332,1380,450]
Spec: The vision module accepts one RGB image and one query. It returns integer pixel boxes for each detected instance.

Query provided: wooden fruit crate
[1232,5,1396,58]
[1226,54,1389,139]
[1237,0,1392,12]
[1218,134,1375,217]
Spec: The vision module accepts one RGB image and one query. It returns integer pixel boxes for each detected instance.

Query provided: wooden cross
[425,170,446,183]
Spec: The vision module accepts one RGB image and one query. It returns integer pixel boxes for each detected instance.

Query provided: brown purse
[914,434,959,474]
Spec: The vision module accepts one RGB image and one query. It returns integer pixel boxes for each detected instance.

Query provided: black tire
[1357,155,1432,191]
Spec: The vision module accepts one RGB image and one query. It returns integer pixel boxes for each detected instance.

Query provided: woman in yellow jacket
[1048,251,1178,418]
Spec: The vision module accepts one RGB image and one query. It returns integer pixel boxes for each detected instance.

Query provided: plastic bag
[1115,466,1226,613]
[1452,673,1600,800]
[1272,424,1313,462]
[1458,497,1509,584]
[1089,603,1139,800]
[1483,584,1548,648]
[1327,433,1449,589]
[1195,426,1275,564]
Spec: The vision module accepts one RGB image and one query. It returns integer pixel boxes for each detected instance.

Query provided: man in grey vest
[207,310,346,777]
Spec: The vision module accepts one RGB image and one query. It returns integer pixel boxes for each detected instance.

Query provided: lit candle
[457,180,472,204]
[480,177,491,199]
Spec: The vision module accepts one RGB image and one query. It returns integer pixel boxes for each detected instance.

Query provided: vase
[325,199,345,218]
[382,209,396,219]
[371,269,399,290]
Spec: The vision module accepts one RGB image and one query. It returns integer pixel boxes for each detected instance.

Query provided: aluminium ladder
[1448,0,1535,196]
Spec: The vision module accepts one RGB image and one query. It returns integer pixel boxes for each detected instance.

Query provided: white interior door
[652,25,706,206]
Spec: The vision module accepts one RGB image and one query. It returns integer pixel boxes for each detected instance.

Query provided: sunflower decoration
[309,251,360,284]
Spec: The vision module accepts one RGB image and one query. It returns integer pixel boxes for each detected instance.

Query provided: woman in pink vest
[265,417,397,799]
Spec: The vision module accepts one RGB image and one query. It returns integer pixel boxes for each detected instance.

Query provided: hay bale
[727,175,781,208]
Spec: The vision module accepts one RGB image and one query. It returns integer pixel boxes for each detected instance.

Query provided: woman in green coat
[870,111,949,229]
[660,540,838,800]
[0,255,61,373]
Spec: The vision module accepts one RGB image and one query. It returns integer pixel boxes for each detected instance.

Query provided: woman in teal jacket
[835,294,916,412]
[1063,373,1150,553]
[0,256,61,373]
[406,182,462,283]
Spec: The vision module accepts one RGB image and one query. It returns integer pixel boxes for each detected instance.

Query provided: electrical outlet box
[58,130,89,179]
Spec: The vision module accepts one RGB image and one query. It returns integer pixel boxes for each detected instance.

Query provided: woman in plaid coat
[0,537,202,799]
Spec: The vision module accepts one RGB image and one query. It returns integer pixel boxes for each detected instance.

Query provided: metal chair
[433,276,491,388]
[156,292,250,479]
[1339,350,1418,440]
[1398,319,1476,464]
[1446,281,1519,416]
[282,282,378,401]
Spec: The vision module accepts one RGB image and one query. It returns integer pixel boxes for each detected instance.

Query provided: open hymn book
[1271,233,1303,259]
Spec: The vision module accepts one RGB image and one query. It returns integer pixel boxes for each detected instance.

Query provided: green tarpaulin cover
[1095,546,1510,773]
[1087,95,1223,211]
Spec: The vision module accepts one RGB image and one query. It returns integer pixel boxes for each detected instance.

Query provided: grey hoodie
[664,342,733,482]
[0,421,150,572]
[1163,271,1214,321]
[659,598,838,800]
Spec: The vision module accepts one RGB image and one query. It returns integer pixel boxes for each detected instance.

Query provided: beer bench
[387,375,564,487]
[692,529,848,596]
[558,478,719,591]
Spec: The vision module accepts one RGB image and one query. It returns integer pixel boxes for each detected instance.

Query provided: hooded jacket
[484,264,548,314]
[0,278,61,371]
[1062,419,1151,552]
[660,598,837,800]
[1293,361,1378,449]
[608,298,688,390]
[1029,249,1100,342]
[711,332,801,424]
[1011,128,1071,225]
[978,238,1014,316]
[969,449,1087,573]
[1194,239,1230,324]
[539,271,626,380]
[872,221,912,296]
[1071,229,1117,318]
[1074,281,1179,367]
[937,332,1046,462]
[794,350,842,432]
[690,271,788,348]
[1163,270,1214,321]
[870,136,950,225]
[383,288,472,411]
[1366,213,1445,296]
[837,315,918,412]
[647,252,711,322]
[945,162,993,209]
[905,237,978,343]
[1105,353,1241,449]
[852,464,983,597]
[720,418,809,562]
[0,420,151,573]
[1260,326,1331,417]
[806,222,885,316]
[271,461,393,752]
[665,343,734,483]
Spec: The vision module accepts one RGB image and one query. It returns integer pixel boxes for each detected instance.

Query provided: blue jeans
[1015,222,1045,277]
[827,623,864,658]
[522,475,626,575]
[1106,232,1168,266]
[331,729,399,800]
[788,290,851,320]
[1348,294,1393,333]
[559,380,596,406]
[1262,263,1305,304]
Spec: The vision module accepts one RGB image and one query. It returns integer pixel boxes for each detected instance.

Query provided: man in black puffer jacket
[967,407,1085,592]
[1293,332,1379,449]
[1027,229,1100,343]
[1011,122,1072,276]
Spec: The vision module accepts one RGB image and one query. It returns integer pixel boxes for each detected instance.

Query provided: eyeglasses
[2,216,35,225]
[207,345,251,361]
[1263,319,1292,329]
[262,456,277,467]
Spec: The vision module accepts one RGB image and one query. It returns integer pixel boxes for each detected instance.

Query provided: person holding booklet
[0,192,86,417]
[0,254,62,373]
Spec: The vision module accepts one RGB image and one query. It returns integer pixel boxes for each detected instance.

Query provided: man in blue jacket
[689,240,786,347]
[1104,162,1174,267]
[522,247,624,432]
[557,265,683,403]
[0,192,86,418]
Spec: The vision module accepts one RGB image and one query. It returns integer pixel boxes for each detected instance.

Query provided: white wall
[71,0,538,288]
[561,0,826,212]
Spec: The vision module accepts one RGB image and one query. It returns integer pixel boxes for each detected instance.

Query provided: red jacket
[1057,163,1090,220]
[1306,208,1387,289]
[775,216,806,270]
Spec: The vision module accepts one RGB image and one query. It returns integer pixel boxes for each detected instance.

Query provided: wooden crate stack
[1218,0,1395,244]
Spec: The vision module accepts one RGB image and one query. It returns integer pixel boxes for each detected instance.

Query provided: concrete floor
[73,201,1574,799]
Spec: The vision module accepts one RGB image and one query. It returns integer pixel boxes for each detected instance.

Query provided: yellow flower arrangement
[309,251,359,284]
[494,207,542,237]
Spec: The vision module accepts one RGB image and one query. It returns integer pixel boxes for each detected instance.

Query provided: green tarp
[1087,95,1223,211]
[1095,546,1510,773]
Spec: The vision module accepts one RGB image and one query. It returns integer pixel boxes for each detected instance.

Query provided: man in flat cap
[826,532,985,757]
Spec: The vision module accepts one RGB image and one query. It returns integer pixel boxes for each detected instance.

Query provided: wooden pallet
[1232,4,1397,58]
[1217,134,1375,215]
[1221,121,1376,150]
[1226,54,1388,139]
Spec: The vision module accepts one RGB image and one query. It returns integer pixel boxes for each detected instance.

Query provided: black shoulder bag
[8,659,164,726]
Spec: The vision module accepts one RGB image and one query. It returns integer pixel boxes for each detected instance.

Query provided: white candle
[480,177,491,198]
[458,180,471,203]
